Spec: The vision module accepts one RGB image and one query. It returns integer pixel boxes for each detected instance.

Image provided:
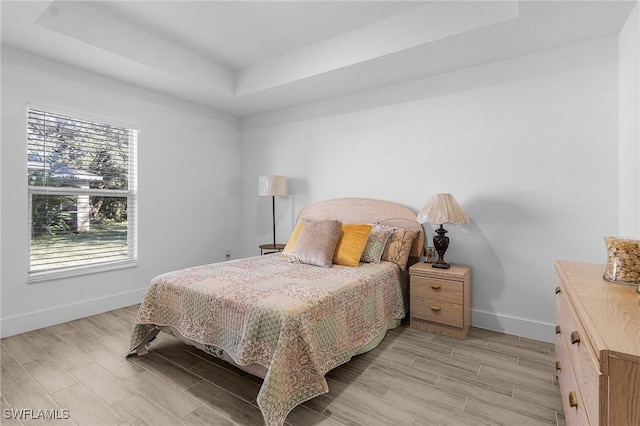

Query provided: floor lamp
[258,175,288,246]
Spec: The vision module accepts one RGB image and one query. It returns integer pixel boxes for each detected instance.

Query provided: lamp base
[432,224,451,269]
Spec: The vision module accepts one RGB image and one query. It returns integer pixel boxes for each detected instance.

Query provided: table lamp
[416,193,469,269]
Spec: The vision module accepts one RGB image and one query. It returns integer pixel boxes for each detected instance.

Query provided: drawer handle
[430,284,441,290]
[555,360,561,371]
[430,306,441,312]
[570,331,580,345]
[555,325,561,334]
[555,286,561,294]
[568,391,578,408]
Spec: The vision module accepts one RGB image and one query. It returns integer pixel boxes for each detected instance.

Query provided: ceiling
[1,1,636,117]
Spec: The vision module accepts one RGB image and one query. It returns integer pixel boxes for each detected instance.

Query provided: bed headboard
[297,198,425,260]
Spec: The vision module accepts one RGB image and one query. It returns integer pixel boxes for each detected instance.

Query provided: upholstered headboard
[297,198,425,260]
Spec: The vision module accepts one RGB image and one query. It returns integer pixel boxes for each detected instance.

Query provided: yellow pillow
[281,221,305,256]
[333,224,373,267]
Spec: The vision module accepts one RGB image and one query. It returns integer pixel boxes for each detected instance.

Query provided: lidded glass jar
[603,237,640,287]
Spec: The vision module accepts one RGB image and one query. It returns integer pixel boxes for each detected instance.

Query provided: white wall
[241,36,621,342]
[619,2,640,237]
[0,48,241,337]
[2,20,635,343]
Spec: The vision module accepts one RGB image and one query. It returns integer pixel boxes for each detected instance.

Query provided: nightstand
[259,244,285,255]
[409,263,471,339]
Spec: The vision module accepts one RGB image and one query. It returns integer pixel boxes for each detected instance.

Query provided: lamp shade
[258,175,288,196]
[416,193,469,225]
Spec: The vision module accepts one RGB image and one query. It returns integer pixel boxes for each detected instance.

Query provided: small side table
[409,262,471,339]
[259,244,285,255]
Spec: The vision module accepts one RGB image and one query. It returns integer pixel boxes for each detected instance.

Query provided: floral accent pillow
[360,228,393,264]
[373,224,419,271]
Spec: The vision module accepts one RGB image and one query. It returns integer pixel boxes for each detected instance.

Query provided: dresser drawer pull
[568,391,578,408]
[555,325,561,334]
[430,284,441,290]
[555,361,561,371]
[430,306,441,312]
[555,286,561,294]
[570,331,580,344]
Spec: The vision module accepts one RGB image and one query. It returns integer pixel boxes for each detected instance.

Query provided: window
[27,107,137,280]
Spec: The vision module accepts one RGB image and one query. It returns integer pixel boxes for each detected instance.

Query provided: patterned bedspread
[128,254,407,426]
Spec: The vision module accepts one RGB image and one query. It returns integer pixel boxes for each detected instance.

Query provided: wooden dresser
[554,261,640,426]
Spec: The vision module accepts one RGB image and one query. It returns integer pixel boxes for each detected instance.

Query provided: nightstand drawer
[411,276,463,303]
[411,297,463,328]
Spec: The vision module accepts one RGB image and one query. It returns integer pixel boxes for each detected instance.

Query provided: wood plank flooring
[1,305,565,425]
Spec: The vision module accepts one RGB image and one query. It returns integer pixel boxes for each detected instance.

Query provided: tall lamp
[258,175,288,246]
[416,193,469,269]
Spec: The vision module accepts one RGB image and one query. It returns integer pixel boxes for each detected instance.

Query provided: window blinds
[27,108,137,278]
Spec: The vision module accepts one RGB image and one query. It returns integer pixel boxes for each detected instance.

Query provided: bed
[128,198,424,426]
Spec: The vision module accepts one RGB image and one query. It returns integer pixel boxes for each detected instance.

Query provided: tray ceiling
[1,1,636,117]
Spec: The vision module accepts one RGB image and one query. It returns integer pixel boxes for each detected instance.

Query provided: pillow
[361,227,394,264]
[373,224,419,271]
[333,224,373,267]
[281,221,305,257]
[289,220,342,268]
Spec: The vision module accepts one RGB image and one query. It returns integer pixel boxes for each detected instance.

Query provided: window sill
[28,259,137,283]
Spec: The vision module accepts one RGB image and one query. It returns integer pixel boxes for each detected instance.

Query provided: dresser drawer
[555,330,590,426]
[411,276,463,303]
[555,281,601,425]
[563,308,601,425]
[411,297,463,328]
[554,261,640,426]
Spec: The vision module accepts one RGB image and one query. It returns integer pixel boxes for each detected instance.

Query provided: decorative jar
[603,237,640,286]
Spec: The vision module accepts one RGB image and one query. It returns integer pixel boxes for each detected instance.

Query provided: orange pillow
[281,221,305,256]
[333,224,373,267]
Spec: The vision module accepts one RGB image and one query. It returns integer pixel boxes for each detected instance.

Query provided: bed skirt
[146,317,402,378]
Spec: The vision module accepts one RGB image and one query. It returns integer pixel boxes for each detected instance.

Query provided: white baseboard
[0,288,147,338]
[472,309,555,343]
[1,293,555,343]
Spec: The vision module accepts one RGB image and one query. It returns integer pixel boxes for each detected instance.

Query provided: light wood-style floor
[1,305,565,426]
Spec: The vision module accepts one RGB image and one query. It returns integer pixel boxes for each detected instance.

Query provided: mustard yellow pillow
[333,224,373,267]
[281,221,305,256]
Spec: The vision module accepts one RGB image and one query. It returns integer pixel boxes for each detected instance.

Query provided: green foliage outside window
[28,110,131,235]
[27,108,136,273]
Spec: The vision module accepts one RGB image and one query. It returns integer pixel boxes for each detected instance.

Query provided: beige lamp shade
[258,175,288,196]
[416,193,469,225]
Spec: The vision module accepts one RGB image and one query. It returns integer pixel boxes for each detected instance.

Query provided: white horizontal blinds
[27,109,131,190]
[27,108,137,275]
[29,196,130,271]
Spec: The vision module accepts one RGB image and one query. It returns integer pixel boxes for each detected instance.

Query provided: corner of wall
[618,1,640,237]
